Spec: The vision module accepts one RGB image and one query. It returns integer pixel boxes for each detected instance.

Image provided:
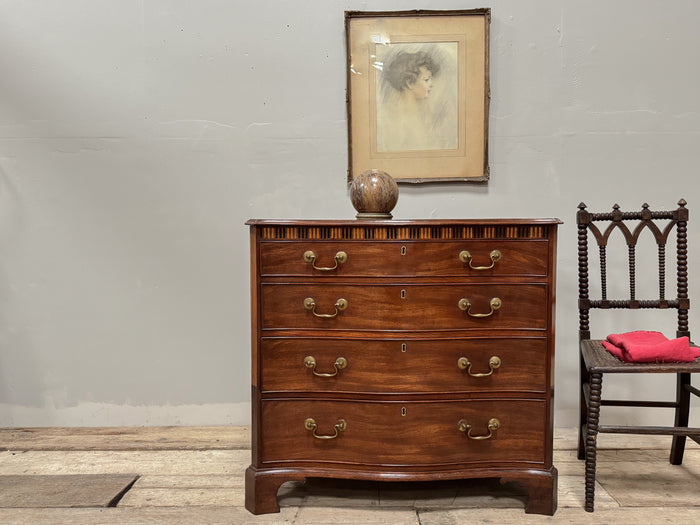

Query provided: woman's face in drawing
[407,66,433,99]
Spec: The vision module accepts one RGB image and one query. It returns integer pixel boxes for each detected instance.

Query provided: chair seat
[582,339,700,373]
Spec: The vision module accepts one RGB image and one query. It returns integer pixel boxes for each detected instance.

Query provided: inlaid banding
[260,225,546,241]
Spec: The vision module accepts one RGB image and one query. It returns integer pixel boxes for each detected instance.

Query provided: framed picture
[345,9,491,183]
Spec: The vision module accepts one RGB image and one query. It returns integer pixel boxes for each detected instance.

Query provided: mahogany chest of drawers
[245,219,560,515]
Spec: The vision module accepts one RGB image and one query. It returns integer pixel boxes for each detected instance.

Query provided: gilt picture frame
[345,9,491,183]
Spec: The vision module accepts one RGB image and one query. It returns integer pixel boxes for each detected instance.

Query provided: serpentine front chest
[245,218,560,515]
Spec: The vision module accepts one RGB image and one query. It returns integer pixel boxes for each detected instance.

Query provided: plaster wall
[1,0,699,427]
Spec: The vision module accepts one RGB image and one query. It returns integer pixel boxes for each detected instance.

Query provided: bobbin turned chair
[577,199,700,512]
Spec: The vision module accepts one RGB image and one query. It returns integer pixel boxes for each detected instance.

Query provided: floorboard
[0,426,698,524]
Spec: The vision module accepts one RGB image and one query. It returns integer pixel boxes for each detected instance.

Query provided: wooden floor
[0,426,699,524]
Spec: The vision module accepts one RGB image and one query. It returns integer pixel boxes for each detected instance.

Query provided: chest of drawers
[245,219,560,515]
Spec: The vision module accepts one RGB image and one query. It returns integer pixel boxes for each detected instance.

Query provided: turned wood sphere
[349,169,399,219]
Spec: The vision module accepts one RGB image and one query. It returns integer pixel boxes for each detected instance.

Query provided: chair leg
[578,354,589,461]
[584,372,602,512]
[670,372,691,465]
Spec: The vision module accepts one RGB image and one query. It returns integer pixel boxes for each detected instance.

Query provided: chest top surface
[247,218,561,241]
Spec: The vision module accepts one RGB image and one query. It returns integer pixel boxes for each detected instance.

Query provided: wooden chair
[577,199,700,512]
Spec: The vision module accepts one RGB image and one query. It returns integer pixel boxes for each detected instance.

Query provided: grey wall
[1,0,699,427]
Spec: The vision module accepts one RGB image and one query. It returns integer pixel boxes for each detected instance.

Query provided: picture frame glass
[346,10,490,183]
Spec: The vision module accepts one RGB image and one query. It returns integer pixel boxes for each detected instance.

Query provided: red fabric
[603,331,700,363]
[602,341,626,360]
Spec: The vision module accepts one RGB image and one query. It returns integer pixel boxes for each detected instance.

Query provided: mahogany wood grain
[261,283,547,331]
[259,240,549,278]
[259,399,546,466]
[246,219,559,516]
[260,337,547,394]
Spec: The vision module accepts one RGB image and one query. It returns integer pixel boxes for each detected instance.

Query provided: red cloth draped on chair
[602,331,700,363]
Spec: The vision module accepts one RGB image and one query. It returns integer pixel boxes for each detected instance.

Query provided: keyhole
[401,246,407,255]
[401,289,406,299]
[401,343,407,352]
[401,407,407,416]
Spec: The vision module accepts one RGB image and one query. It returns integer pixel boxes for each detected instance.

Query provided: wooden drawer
[261,283,548,331]
[260,399,546,466]
[259,240,549,277]
[261,337,547,394]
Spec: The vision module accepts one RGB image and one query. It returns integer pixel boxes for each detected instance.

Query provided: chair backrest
[577,199,689,341]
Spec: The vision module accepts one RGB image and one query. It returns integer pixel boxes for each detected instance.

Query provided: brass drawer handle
[459,249,501,270]
[458,418,500,440]
[304,418,347,440]
[304,356,348,377]
[458,297,502,317]
[304,297,348,318]
[303,250,347,271]
[458,356,502,377]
